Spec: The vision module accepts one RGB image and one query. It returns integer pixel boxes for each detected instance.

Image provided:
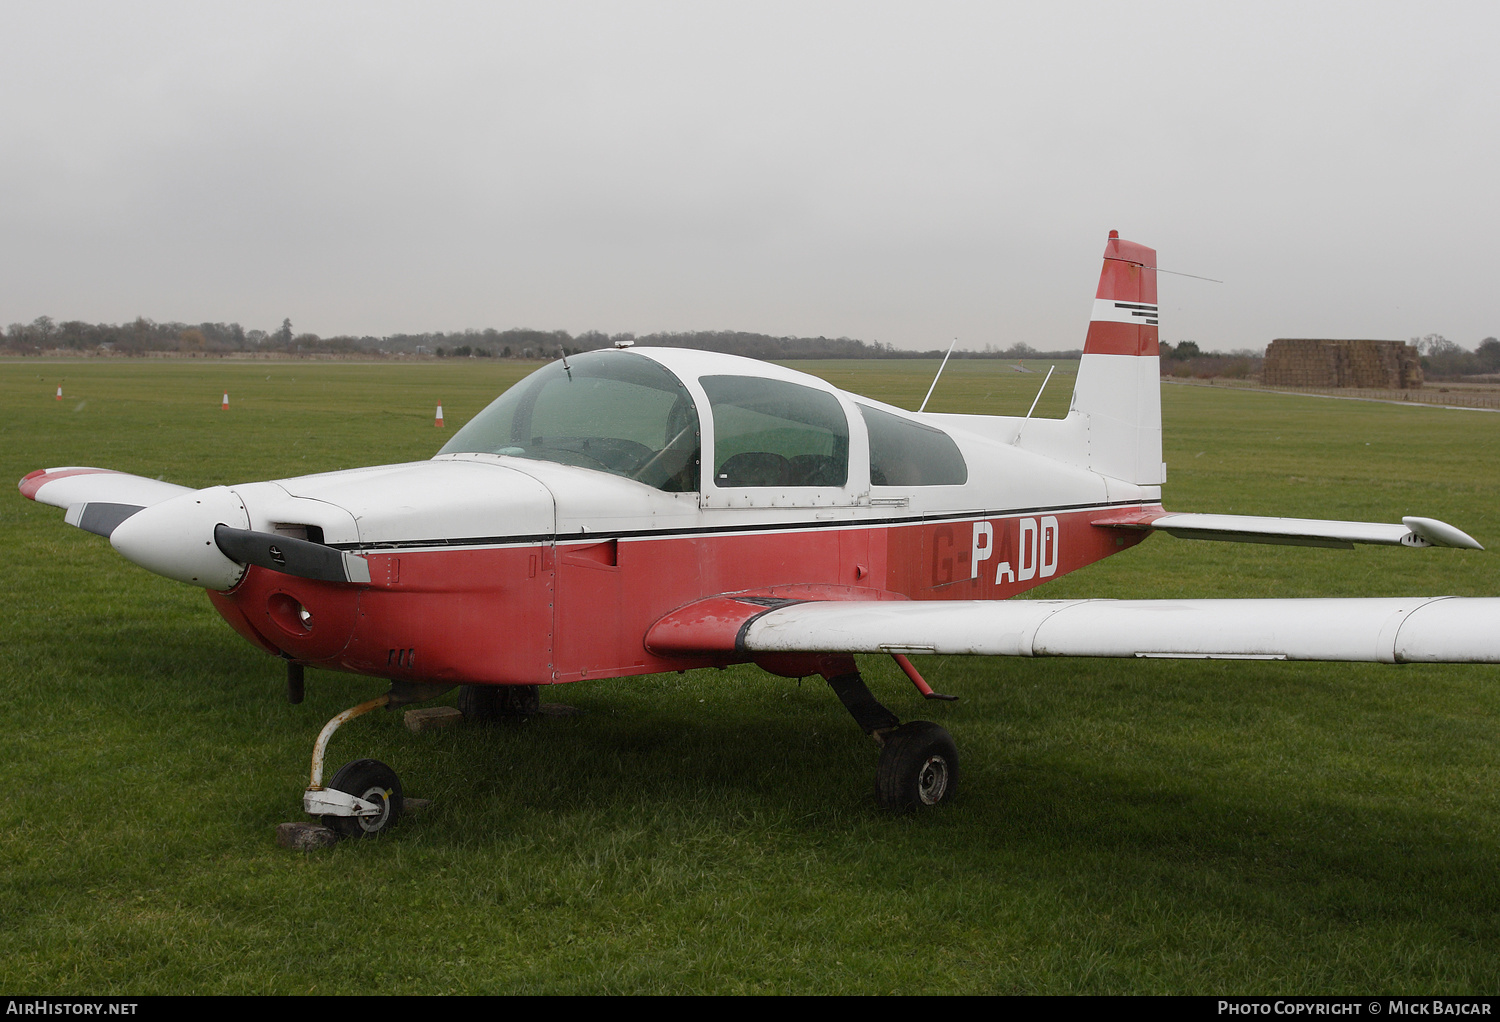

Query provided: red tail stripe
[1084,321,1159,357]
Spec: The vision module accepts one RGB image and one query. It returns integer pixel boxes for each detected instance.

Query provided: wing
[647,594,1500,665]
[1092,508,1482,550]
[20,467,194,537]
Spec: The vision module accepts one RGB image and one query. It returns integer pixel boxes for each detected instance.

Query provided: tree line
[8,315,1494,376]
[1,316,1082,361]
[1412,334,1500,379]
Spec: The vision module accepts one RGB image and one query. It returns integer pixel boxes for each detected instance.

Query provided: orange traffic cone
[435,404,444,428]
[221,392,229,410]
[55,386,62,401]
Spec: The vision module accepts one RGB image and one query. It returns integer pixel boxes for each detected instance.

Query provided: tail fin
[1067,230,1163,485]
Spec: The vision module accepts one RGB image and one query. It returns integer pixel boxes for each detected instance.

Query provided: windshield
[437,351,700,492]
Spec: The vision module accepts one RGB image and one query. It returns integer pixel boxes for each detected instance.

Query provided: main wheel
[458,684,540,721]
[875,721,957,811]
[324,758,403,838]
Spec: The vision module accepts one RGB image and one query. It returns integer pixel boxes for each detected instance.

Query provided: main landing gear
[289,659,954,839]
[814,654,960,811]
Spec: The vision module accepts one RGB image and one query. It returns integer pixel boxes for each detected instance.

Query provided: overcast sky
[2,1,1497,351]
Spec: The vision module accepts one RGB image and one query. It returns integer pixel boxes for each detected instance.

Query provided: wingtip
[1403,516,1484,551]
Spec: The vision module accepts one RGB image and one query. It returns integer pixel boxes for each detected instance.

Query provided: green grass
[3,358,1499,994]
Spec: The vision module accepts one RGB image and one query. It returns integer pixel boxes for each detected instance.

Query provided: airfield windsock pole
[221,392,229,411]
[435,404,444,428]
[54,387,62,401]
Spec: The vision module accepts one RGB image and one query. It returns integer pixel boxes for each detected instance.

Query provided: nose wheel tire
[875,721,958,811]
[324,758,403,838]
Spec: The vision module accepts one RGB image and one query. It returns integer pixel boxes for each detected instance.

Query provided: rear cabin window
[701,375,849,487]
[858,404,968,486]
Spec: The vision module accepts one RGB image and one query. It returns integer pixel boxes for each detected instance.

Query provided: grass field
[3,357,1500,994]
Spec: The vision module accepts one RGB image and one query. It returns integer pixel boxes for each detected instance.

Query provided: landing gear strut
[298,682,449,838]
[300,693,403,837]
[818,655,959,811]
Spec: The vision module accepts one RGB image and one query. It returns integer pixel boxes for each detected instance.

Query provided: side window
[858,404,968,486]
[701,376,850,487]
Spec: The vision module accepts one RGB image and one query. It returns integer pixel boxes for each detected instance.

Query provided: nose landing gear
[298,693,405,838]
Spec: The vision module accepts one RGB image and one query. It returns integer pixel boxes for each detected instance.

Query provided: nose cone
[110,485,252,589]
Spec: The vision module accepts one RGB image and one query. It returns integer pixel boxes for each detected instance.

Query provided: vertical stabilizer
[1068,231,1164,485]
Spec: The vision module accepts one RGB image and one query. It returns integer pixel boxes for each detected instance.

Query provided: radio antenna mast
[917,338,958,413]
[1013,364,1056,444]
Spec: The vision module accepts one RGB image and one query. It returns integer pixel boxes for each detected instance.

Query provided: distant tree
[1172,340,1201,359]
[278,318,294,348]
[1476,337,1500,373]
[1415,333,1460,357]
[1414,334,1475,378]
[31,316,56,347]
[58,320,91,349]
[124,317,154,355]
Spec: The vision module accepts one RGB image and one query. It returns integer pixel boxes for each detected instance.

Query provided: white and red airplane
[20,231,1495,837]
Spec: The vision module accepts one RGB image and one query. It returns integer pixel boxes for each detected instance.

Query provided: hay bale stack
[1264,339,1422,389]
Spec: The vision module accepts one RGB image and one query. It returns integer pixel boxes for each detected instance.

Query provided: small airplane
[20,231,1497,838]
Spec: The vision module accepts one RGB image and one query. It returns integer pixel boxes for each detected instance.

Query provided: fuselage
[197,347,1158,686]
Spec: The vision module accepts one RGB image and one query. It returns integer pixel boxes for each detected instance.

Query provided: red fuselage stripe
[210,504,1154,688]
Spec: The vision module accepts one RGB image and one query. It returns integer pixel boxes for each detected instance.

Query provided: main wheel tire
[324,758,403,838]
[458,684,540,721]
[875,721,958,811]
[457,684,499,721]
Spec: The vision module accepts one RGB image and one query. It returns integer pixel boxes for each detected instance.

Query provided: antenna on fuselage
[917,337,958,413]
[1012,364,1056,444]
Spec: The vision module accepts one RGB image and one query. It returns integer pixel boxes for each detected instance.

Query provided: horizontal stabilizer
[1092,509,1482,550]
[740,597,1500,664]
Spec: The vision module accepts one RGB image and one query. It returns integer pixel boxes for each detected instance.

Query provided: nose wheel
[322,758,403,838]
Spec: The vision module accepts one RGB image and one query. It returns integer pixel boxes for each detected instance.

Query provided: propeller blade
[213,525,371,584]
[63,502,146,538]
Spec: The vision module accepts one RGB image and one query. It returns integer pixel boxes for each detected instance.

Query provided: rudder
[1067,230,1164,485]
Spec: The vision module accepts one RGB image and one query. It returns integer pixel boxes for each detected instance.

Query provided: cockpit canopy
[439,349,966,493]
